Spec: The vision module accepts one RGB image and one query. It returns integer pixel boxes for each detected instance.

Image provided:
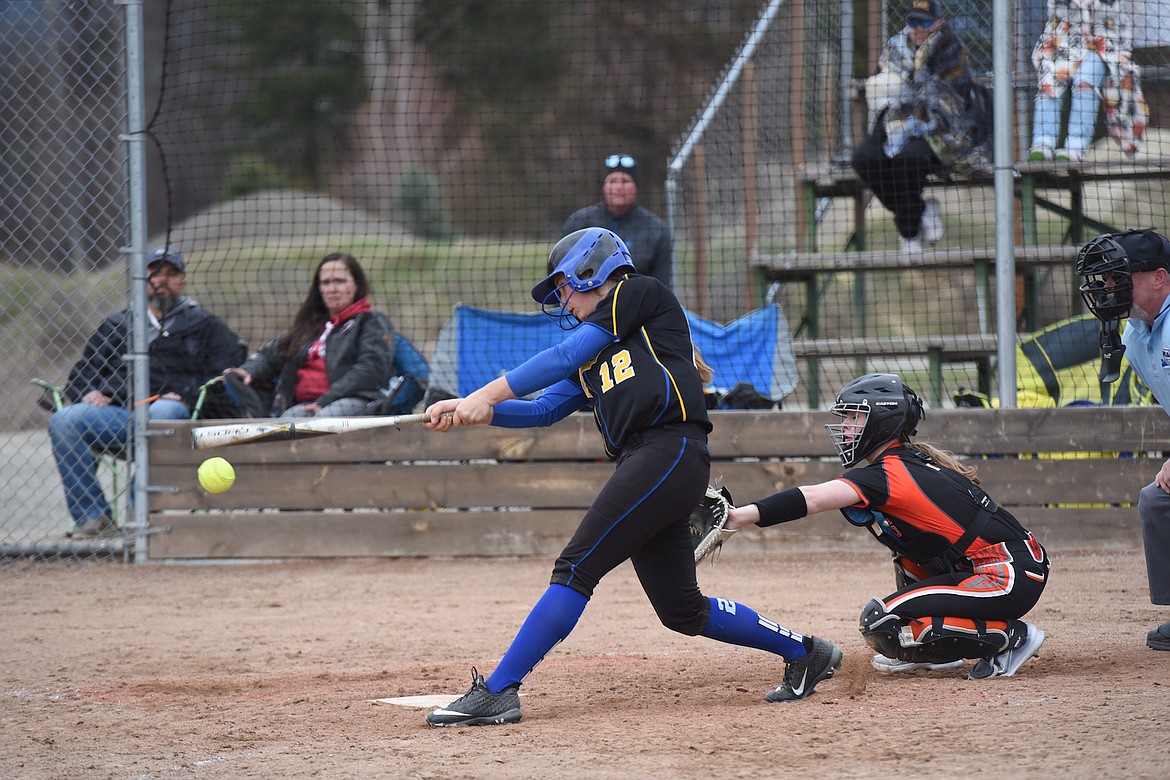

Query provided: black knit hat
[603,154,638,185]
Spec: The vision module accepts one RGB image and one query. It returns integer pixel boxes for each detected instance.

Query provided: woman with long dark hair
[225,252,394,418]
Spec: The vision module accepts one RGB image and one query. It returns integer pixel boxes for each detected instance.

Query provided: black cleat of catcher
[426,667,522,727]
[766,636,843,703]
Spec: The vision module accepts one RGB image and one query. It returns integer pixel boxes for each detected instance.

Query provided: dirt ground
[2,545,1167,779]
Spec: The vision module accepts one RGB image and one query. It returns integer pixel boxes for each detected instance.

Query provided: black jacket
[240,309,394,414]
[562,203,674,288]
[65,298,247,409]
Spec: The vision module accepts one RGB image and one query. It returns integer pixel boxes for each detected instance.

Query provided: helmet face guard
[825,374,924,467]
[1076,229,1170,321]
[1076,234,1134,321]
[825,403,875,468]
[531,228,636,328]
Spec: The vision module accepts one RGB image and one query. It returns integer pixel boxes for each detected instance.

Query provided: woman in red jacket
[225,253,394,418]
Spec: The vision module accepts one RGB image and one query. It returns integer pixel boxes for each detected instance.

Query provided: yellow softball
[197,456,236,494]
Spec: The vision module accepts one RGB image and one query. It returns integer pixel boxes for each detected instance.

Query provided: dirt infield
[3,546,1167,779]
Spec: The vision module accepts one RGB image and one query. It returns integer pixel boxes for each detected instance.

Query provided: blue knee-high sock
[485,584,588,693]
[700,597,809,660]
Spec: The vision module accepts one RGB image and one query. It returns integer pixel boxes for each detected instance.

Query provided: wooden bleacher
[752,244,1077,406]
[795,157,1170,252]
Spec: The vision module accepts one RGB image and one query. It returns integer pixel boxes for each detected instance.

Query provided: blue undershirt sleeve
[503,322,616,399]
[490,379,588,428]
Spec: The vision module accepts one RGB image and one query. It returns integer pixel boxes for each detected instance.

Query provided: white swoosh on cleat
[790,669,808,698]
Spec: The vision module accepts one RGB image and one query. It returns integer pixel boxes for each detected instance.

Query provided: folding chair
[426,303,797,409]
[34,376,227,529]
[367,332,431,415]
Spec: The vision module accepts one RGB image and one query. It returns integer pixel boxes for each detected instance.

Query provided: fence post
[692,144,709,318]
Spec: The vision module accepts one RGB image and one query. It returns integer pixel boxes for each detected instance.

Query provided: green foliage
[219,154,299,200]
[0,266,124,360]
[397,169,457,241]
[414,0,564,110]
[0,280,33,325]
[412,0,567,227]
[208,0,366,188]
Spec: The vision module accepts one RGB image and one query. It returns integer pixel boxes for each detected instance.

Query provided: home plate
[371,693,525,708]
[370,694,457,709]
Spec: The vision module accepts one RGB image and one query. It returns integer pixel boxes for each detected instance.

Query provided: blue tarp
[430,303,797,402]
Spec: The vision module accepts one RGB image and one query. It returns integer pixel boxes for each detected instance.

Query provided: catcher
[422,228,841,727]
[726,373,1050,679]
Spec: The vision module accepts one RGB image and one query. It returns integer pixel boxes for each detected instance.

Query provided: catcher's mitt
[690,483,734,564]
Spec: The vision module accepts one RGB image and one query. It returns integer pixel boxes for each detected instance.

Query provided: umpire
[1075,228,1170,651]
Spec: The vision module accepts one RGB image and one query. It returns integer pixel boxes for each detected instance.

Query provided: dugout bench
[143,407,1170,560]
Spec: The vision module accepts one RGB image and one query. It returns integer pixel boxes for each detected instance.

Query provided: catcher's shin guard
[859,599,1018,664]
[895,617,1015,663]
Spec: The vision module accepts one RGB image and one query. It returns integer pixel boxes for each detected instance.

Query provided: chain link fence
[3,0,1169,564]
[2,0,131,561]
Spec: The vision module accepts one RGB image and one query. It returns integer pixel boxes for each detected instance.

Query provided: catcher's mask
[1076,229,1170,321]
[531,228,636,328]
[826,374,924,467]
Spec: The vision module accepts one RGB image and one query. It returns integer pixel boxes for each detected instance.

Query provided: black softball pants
[550,427,712,636]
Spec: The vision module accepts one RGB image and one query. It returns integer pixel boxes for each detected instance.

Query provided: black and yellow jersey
[577,274,711,456]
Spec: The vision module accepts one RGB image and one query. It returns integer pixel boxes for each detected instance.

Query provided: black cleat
[426,667,522,727]
[766,636,842,702]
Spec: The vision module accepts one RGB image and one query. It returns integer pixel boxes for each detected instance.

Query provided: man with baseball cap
[1075,228,1170,651]
[48,245,246,539]
[562,153,674,287]
[907,0,941,23]
[147,244,186,273]
[852,0,990,254]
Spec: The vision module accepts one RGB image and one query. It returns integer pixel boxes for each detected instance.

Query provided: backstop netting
[3,0,1169,561]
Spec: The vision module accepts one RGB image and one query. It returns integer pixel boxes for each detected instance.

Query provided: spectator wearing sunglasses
[852,0,991,254]
[562,154,674,288]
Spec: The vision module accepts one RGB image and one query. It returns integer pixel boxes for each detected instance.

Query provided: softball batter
[422,228,841,726]
[727,373,1050,678]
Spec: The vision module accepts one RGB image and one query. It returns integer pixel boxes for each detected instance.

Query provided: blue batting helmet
[530,228,636,308]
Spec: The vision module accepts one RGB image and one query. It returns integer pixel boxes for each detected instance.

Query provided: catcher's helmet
[1076,229,1170,321]
[826,374,925,467]
[531,228,636,322]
